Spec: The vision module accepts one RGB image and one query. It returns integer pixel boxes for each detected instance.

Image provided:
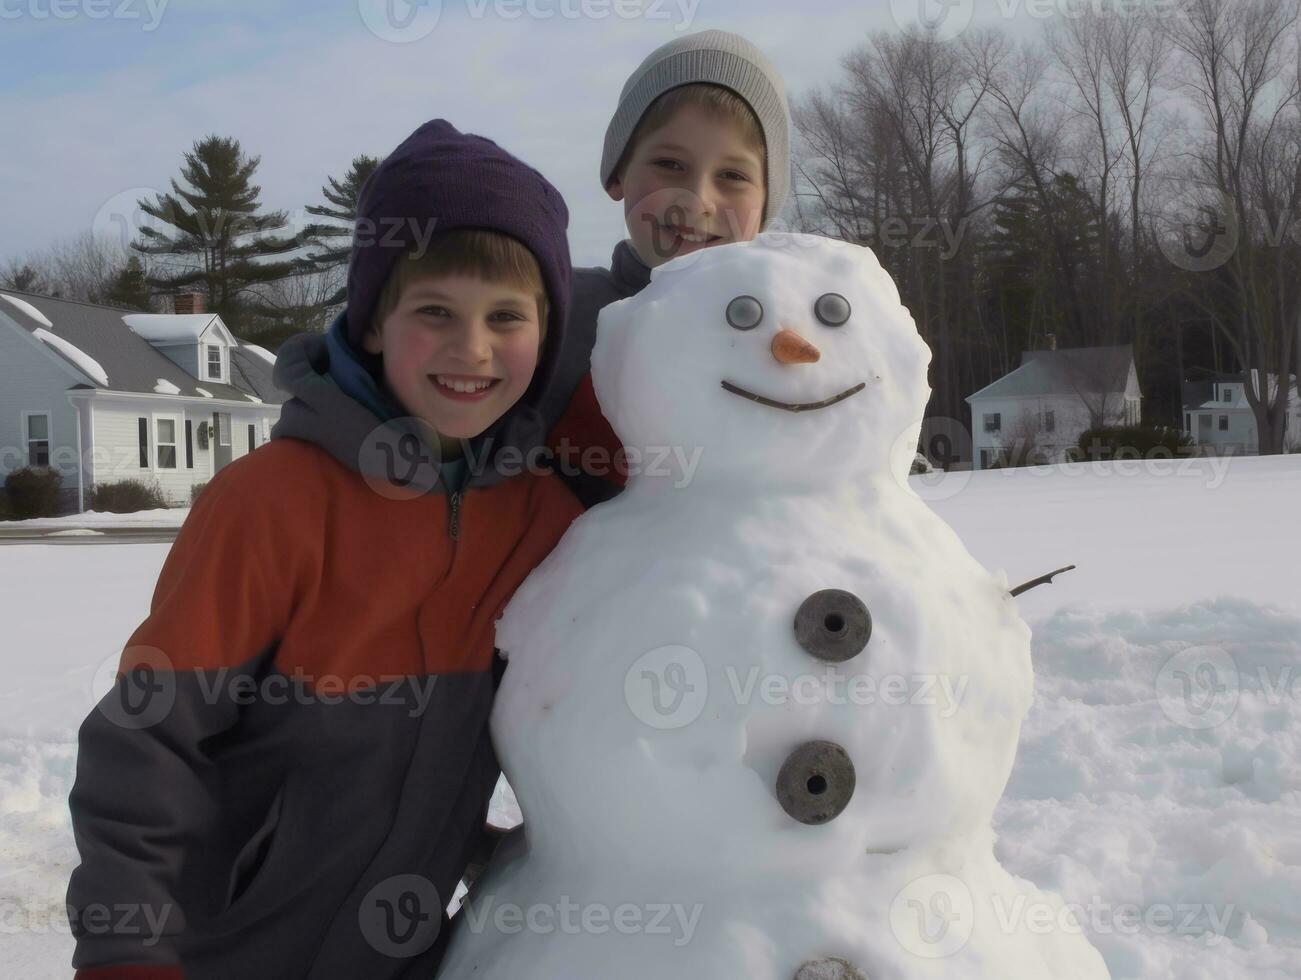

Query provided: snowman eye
[725,295,764,331]
[814,293,851,327]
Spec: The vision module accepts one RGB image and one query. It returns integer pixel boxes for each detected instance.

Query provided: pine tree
[302,154,381,307]
[133,134,304,326]
[103,256,154,311]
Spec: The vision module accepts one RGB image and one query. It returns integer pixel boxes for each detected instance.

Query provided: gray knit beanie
[600,29,791,229]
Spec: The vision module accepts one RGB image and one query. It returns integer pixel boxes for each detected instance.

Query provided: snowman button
[795,958,869,980]
[794,590,871,663]
[776,740,856,825]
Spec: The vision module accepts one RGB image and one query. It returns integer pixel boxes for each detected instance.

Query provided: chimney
[173,292,205,315]
[1045,333,1057,351]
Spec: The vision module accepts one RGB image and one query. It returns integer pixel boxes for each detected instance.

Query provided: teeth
[667,225,712,244]
[435,375,495,393]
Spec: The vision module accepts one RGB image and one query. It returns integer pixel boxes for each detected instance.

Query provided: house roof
[967,345,1134,402]
[0,288,285,405]
[123,312,230,345]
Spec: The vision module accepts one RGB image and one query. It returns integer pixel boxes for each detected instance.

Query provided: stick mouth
[719,380,867,413]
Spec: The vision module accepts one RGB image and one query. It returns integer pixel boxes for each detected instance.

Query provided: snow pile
[241,343,277,367]
[195,387,214,398]
[153,378,181,395]
[0,293,55,328]
[32,328,108,387]
[1,508,186,530]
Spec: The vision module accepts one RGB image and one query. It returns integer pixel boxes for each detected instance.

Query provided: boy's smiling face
[607,102,767,269]
[363,274,544,449]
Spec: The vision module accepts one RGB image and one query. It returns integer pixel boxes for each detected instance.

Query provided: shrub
[4,466,64,519]
[89,479,170,513]
[1076,425,1193,461]
[189,481,208,505]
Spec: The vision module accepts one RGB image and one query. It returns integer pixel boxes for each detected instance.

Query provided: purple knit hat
[345,119,572,367]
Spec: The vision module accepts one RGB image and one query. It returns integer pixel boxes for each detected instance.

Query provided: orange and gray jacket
[64,328,582,980]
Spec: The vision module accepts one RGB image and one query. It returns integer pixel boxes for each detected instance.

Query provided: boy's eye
[721,170,751,182]
[490,310,526,323]
[653,159,685,172]
[417,305,450,317]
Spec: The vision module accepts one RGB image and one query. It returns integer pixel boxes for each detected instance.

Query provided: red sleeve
[547,372,628,487]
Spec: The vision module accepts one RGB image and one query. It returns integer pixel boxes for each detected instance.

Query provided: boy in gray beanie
[544,29,793,506]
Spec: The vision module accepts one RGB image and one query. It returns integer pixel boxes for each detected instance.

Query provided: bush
[189,481,209,505]
[4,466,64,519]
[89,479,169,513]
[1076,425,1193,461]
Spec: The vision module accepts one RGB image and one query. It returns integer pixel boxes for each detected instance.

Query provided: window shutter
[138,417,148,467]
[247,423,256,451]
[185,420,194,468]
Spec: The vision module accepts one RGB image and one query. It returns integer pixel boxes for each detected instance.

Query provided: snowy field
[1,455,1297,977]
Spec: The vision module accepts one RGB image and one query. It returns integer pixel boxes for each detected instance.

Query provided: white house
[0,289,285,512]
[1181,372,1301,455]
[965,344,1141,470]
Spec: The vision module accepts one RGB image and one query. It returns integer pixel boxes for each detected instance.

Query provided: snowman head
[591,233,932,489]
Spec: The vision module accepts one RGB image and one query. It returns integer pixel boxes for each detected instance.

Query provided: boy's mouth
[429,373,501,402]
[654,218,724,252]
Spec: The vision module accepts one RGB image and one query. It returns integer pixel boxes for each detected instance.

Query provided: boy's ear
[605,176,625,203]
[361,323,383,355]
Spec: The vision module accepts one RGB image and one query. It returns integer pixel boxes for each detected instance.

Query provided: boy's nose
[448,323,493,362]
[771,329,820,365]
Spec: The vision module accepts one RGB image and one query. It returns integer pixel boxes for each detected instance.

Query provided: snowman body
[438,235,1109,980]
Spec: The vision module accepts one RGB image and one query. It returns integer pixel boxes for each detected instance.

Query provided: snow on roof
[154,378,181,395]
[123,313,220,344]
[32,327,109,386]
[195,387,214,398]
[242,343,276,367]
[0,293,55,328]
[245,393,263,403]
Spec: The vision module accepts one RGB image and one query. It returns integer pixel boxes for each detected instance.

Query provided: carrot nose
[771,329,821,365]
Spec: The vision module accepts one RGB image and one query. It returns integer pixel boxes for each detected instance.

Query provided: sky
[0,0,1050,270]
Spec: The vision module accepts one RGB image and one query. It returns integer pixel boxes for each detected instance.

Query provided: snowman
[437,233,1109,979]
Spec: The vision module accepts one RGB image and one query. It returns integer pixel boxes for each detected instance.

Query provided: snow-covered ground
[0,507,188,530]
[1,455,1297,977]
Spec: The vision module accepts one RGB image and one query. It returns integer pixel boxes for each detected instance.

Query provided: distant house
[0,289,285,512]
[1181,372,1301,455]
[965,341,1140,470]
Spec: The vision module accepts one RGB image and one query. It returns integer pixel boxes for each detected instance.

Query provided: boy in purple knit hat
[65,119,582,980]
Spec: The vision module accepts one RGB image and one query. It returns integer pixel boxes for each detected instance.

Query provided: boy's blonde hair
[369,228,550,339]
[612,83,768,188]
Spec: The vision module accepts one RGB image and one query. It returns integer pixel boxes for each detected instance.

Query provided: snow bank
[241,343,276,367]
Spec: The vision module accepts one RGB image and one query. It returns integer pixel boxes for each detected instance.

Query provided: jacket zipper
[448,489,462,540]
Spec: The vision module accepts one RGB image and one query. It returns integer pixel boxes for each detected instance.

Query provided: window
[1223,387,1233,402]
[1044,410,1055,433]
[216,412,231,447]
[984,413,1001,433]
[184,420,194,469]
[24,413,50,467]
[156,418,178,469]
[138,417,148,468]
[247,423,257,451]
[1218,415,1229,431]
[206,344,223,381]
